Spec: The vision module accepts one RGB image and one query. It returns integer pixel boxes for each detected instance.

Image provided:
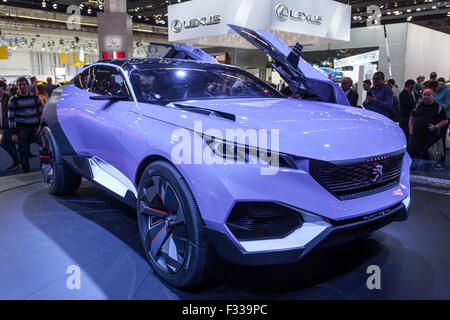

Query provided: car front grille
[309,151,405,200]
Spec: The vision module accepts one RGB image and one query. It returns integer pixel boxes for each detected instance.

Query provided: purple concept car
[39,25,411,287]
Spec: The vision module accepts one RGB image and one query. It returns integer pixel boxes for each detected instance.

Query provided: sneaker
[433,163,446,171]
[8,163,20,171]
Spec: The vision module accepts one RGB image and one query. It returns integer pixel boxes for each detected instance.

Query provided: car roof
[91,57,230,72]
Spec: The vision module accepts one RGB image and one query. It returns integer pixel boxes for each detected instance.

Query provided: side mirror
[90,95,131,101]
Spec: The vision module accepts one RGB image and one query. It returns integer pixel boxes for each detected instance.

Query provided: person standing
[428,80,450,164]
[387,79,400,121]
[363,79,372,92]
[8,77,44,173]
[409,89,448,169]
[429,72,437,81]
[363,71,395,120]
[0,81,20,171]
[43,77,56,97]
[414,76,424,96]
[37,84,49,106]
[399,79,417,143]
[29,76,38,96]
[428,80,450,115]
[277,80,286,91]
[340,77,359,107]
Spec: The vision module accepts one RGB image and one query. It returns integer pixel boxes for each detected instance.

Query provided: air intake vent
[226,202,303,241]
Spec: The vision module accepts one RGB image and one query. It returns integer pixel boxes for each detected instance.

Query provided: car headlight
[199,133,298,169]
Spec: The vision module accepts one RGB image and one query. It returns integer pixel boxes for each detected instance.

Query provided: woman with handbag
[409,89,448,170]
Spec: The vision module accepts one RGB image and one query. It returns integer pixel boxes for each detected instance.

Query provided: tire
[137,160,220,287]
[39,126,82,195]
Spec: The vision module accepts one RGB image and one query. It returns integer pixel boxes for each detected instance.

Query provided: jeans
[16,124,38,173]
[1,128,19,165]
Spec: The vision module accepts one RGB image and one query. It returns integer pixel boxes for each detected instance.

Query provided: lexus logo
[371,164,384,183]
[275,4,289,21]
[171,19,183,33]
[274,3,323,24]
[171,15,221,33]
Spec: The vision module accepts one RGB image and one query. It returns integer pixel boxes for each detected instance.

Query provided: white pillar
[97,0,132,60]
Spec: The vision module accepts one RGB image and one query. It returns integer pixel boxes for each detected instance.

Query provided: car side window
[129,69,158,102]
[90,66,130,97]
[73,67,93,90]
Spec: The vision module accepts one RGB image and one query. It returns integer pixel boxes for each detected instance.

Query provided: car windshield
[129,62,284,103]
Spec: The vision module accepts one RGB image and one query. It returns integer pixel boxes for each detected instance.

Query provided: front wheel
[137,161,220,287]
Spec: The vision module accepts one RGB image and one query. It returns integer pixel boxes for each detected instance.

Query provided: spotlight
[53,3,57,10]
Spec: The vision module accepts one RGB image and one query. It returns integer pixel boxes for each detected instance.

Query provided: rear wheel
[137,161,219,287]
[39,127,81,195]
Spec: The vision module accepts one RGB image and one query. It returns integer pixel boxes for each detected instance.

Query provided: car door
[60,64,133,172]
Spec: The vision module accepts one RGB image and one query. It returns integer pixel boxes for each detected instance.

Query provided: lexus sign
[168,0,350,46]
[171,15,221,33]
[275,3,323,24]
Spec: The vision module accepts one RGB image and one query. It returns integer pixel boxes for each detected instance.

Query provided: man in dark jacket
[340,77,359,107]
[363,71,395,120]
[8,77,43,173]
[0,81,20,171]
[44,77,56,97]
[409,89,448,169]
[399,79,417,143]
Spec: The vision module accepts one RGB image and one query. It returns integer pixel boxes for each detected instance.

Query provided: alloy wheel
[40,134,56,188]
[138,176,188,274]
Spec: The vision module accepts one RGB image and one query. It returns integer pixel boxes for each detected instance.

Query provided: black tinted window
[73,67,93,90]
[129,63,283,103]
[90,66,130,96]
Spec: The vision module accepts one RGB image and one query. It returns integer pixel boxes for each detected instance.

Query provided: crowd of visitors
[0,76,58,173]
[340,71,449,170]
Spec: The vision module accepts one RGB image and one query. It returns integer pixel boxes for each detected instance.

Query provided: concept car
[39,25,411,287]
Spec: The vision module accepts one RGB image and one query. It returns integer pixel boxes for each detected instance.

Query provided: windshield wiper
[166,103,236,121]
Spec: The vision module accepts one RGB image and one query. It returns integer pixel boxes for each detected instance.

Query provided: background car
[319,67,345,83]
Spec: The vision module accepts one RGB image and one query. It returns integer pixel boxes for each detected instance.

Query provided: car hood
[144,98,406,161]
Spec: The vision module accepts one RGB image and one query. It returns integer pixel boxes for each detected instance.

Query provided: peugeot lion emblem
[371,164,384,183]
[275,4,289,21]
[171,19,183,33]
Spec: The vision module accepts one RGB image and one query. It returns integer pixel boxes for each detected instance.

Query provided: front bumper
[206,200,410,266]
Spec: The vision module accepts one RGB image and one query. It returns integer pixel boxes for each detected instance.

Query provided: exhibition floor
[0,173,448,300]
